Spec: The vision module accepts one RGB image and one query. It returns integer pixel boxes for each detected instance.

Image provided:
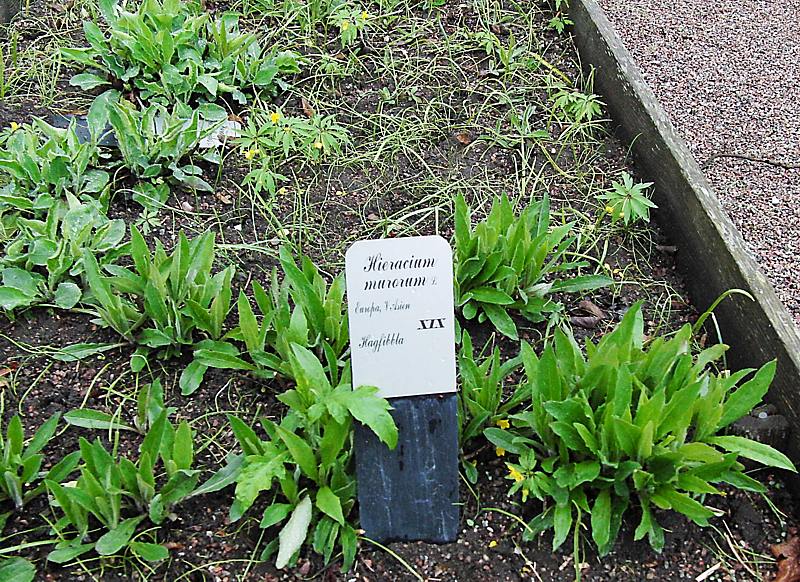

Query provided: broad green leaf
[130,542,169,562]
[316,486,345,525]
[332,385,397,449]
[95,515,145,555]
[708,436,796,472]
[63,409,135,432]
[275,496,312,569]
[54,282,82,309]
[591,489,611,549]
[717,360,775,429]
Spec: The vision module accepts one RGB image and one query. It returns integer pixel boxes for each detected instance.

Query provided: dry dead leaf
[215,192,232,205]
[578,299,605,319]
[570,316,603,329]
[771,536,800,582]
[454,130,473,145]
[302,98,315,118]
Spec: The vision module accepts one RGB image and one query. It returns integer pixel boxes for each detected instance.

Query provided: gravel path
[597,0,800,325]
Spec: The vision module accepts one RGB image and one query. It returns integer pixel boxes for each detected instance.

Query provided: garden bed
[0,0,797,580]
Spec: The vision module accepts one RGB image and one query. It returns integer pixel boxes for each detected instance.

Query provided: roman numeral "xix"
[418,318,446,330]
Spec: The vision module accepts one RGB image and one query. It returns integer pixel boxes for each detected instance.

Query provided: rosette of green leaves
[183,246,348,394]
[454,193,611,340]
[485,303,796,555]
[457,330,523,449]
[0,117,109,212]
[62,0,300,104]
[220,344,397,571]
[82,226,234,362]
[0,413,79,509]
[108,99,226,191]
[46,411,198,564]
[0,194,126,312]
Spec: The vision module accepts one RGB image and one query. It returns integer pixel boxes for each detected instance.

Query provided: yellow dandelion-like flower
[341,19,351,31]
[270,112,281,124]
[283,126,292,133]
[278,187,288,195]
[313,141,324,149]
[507,464,524,483]
[9,122,20,132]
[495,447,506,457]
[605,205,614,214]
[488,540,498,548]
[361,10,368,20]
[496,419,510,429]
[243,148,259,160]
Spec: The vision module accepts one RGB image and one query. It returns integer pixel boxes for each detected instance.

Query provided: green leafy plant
[0,117,109,211]
[454,193,611,340]
[183,246,348,394]
[83,227,234,363]
[46,410,198,563]
[62,0,301,105]
[0,413,79,509]
[236,107,349,195]
[0,194,126,312]
[108,98,227,192]
[597,171,657,225]
[485,303,796,557]
[224,344,397,571]
[457,331,522,449]
[550,81,603,125]
[329,5,369,48]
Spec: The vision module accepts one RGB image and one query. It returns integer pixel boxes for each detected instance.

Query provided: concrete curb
[568,0,800,462]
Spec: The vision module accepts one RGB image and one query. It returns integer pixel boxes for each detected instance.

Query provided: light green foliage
[46,411,197,563]
[457,331,522,449]
[329,5,369,48]
[598,171,657,225]
[0,195,125,311]
[485,303,795,555]
[0,557,36,582]
[108,99,227,192]
[550,82,603,124]
[220,344,396,571]
[454,193,611,339]
[184,246,348,393]
[83,227,234,361]
[0,118,109,209]
[0,413,79,509]
[62,0,301,105]
[237,108,349,195]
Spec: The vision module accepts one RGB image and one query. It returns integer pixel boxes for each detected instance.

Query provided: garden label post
[345,235,459,543]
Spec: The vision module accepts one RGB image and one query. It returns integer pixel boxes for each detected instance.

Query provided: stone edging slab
[568,0,800,463]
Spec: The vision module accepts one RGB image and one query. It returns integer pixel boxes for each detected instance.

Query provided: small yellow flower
[605,205,614,214]
[361,10,368,20]
[277,187,288,195]
[9,122,20,132]
[270,112,281,124]
[283,126,292,133]
[495,447,506,457]
[496,419,510,429]
[313,141,324,149]
[507,464,524,483]
[488,540,498,548]
[612,268,621,275]
[341,19,351,31]
[243,148,259,160]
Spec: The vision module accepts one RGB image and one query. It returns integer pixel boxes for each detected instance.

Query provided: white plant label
[345,235,456,399]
